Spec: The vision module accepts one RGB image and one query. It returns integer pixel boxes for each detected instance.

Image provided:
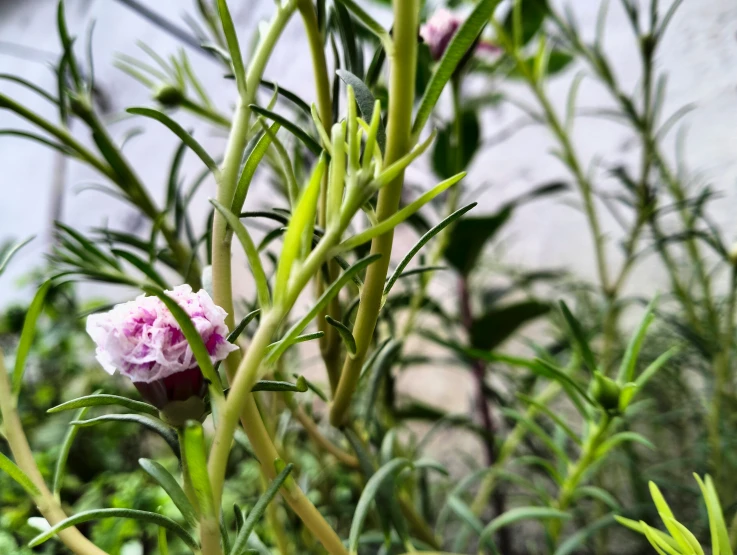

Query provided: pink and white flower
[420,9,463,61]
[420,8,500,61]
[86,285,237,408]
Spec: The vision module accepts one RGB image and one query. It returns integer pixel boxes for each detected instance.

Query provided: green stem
[398,81,463,341]
[298,0,343,393]
[209,229,348,553]
[0,353,109,555]
[469,381,562,515]
[329,0,420,427]
[550,414,612,545]
[204,2,346,552]
[530,82,610,295]
[176,428,196,508]
[708,265,737,484]
[211,0,297,381]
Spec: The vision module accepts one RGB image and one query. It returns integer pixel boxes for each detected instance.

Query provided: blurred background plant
[1,0,735,554]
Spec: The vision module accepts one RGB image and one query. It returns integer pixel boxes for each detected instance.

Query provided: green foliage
[617,475,734,555]
[0,0,731,554]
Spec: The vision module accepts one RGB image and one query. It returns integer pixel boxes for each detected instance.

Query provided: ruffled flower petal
[86,285,238,384]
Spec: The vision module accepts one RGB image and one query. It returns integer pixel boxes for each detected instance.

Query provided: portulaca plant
[0,0,703,554]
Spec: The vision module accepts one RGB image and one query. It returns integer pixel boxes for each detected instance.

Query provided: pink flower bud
[420,9,462,60]
[420,9,500,62]
[86,285,237,409]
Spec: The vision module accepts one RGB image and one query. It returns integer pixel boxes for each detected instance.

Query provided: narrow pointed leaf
[0,452,40,497]
[127,107,217,172]
[325,315,357,355]
[13,280,53,393]
[48,394,158,416]
[139,458,198,527]
[250,105,321,155]
[231,463,294,555]
[27,508,197,548]
[228,309,261,344]
[70,414,179,457]
[348,458,412,552]
[251,377,308,393]
[384,203,476,296]
[0,130,71,155]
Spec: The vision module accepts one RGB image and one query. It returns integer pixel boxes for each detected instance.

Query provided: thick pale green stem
[330,0,420,426]
[205,3,348,553]
[209,228,347,553]
[297,0,343,393]
[0,354,109,555]
[211,0,297,380]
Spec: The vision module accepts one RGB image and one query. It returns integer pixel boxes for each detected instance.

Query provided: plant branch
[291,406,359,468]
[330,0,420,426]
[0,353,109,555]
[211,0,297,382]
[297,0,343,394]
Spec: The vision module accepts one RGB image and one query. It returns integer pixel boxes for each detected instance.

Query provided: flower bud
[590,371,622,413]
[86,285,237,420]
[420,9,462,61]
[420,9,501,64]
[153,83,185,108]
[729,243,737,266]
